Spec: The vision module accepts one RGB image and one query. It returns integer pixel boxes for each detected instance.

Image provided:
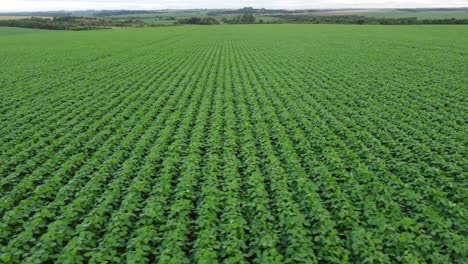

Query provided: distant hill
[207,7,290,15]
[0,11,72,17]
[1,7,466,19]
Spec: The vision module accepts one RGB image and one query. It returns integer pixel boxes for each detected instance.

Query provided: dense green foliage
[0,17,147,30]
[274,15,468,25]
[175,12,468,26]
[177,14,256,25]
[2,8,468,30]
[2,9,468,30]
[207,7,468,21]
[176,17,220,25]
[0,24,467,263]
[222,14,257,24]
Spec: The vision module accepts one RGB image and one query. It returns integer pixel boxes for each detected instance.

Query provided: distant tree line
[174,14,468,26]
[207,7,287,15]
[0,17,147,30]
[274,15,468,25]
[222,14,257,24]
[175,17,219,25]
[176,14,257,25]
[2,14,467,30]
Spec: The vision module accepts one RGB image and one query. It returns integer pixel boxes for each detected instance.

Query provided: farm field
[0,16,52,20]
[0,24,467,263]
[0,27,54,36]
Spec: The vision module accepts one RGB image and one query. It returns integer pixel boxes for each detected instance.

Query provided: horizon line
[1,6,467,13]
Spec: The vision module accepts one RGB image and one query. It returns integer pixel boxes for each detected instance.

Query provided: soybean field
[0,25,467,263]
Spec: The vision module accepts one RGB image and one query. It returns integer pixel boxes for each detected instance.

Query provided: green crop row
[0,24,466,263]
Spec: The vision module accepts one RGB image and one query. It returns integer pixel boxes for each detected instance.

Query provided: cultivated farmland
[0,25,467,263]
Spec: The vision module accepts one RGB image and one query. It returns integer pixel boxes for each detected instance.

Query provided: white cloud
[0,0,467,12]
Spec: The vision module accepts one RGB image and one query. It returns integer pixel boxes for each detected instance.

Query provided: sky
[1,0,467,12]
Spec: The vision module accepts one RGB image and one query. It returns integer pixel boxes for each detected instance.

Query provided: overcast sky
[1,0,467,12]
